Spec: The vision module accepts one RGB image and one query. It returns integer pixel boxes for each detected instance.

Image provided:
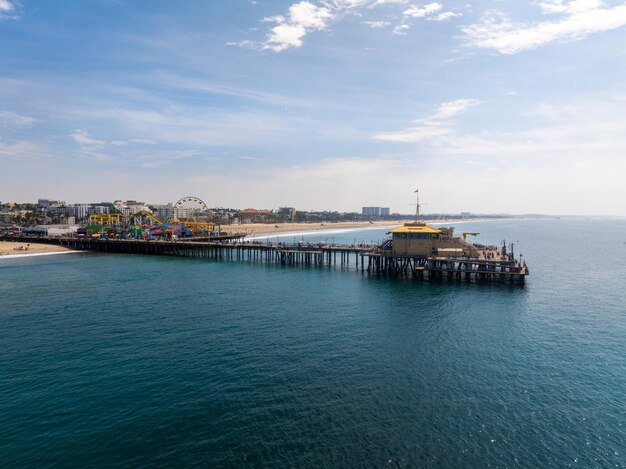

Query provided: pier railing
[2,235,528,285]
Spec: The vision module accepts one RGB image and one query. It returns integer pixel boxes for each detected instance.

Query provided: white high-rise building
[88,205,110,215]
[362,206,390,217]
[154,204,175,222]
[113,200,150,216]
[74,204,90,220]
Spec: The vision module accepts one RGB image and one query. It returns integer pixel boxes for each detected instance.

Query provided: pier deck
[2,235,528,285]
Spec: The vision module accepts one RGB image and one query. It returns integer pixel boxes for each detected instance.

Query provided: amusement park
[1,191,529,284]
[83,196,220,239]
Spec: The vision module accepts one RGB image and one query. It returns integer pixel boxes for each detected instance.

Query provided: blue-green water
[1,219,625,467]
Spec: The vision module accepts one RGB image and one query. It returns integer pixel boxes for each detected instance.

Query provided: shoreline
[0,241,74,259]
[0,250,81,260]
[245,224,402,240]
[0,218,516,258]
[221,220,401,237]
[225,218,509,238]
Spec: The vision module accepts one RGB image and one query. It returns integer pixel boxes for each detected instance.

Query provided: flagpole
[414,189,420,222]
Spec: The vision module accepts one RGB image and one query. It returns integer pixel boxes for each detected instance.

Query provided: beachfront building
[278,207,296,222]
[237,208,272,223]
[23,224,80,237]
[387,223,479,257]
[362,206,390,217]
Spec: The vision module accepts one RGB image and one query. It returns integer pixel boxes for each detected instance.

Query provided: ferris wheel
[173,196,209,221]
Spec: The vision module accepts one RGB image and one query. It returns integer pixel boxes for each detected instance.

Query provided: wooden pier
[3,235,528,285]
[362,253,528,284]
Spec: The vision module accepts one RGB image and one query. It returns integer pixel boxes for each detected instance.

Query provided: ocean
[1,218,625,467]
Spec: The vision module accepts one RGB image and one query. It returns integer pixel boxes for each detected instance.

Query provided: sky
[1,0,626,215]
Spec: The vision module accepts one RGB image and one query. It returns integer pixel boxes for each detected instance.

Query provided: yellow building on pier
[387,223,479,257]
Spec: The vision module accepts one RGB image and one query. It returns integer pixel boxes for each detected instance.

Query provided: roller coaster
[89,197,220,236]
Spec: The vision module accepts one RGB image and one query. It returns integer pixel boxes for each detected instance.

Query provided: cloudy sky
[1,0,626,214]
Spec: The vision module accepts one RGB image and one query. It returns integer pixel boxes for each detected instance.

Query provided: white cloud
[139,149,204,168]
[536,0,603,15]
[431,98,480,120]
[265,23,309,51]
[152,71,343,110]
[263,1,333,52]
[260,15,285,23]
[430,11,459,21]
[0,0,18,20]
[374,125,453,142]
[70,130,105,146]
[72,106,290,147]
[0,110,37,127]
[289,1,332,29]
[235,0,456,51]
[180,139,626,214]
[362,20,391,27]
[393,23,410,34]
[369,0,408,6]
[403,2,442,18]
[396,2,458,33]
[374,98,480,142]
[0,141,42,159]
[324,0,371,8]
[185,157,406,212]
[0,0,14,12]
[411,100,626,191]
[99,137,155,147]
[463,1,626,54]
[131,138,157,145]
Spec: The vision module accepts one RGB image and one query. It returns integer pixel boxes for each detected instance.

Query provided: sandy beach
[218,218,496,236]
[219,220,403,236]
[0,241,72,257]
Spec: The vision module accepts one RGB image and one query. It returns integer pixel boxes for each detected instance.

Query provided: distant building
[238,208,271,222]
[113,200,150,216]
[59,216,76,225]
[73,204,90,220]
[0,212,15,224]
[37,199,66,208]
[88,205,110,215]
[362,206,390,217]
[23,224,80,237]
[153,203,175,222]
[278,207,296,221]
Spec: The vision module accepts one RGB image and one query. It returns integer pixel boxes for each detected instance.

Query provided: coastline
[223,218,507,237]
[220,220,401,237]
[245,224,402,240]
[0,218,514,258]
[0,241,74,260]
[0,250,81,260]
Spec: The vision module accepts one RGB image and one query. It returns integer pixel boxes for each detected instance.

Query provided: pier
[3,235,529,285]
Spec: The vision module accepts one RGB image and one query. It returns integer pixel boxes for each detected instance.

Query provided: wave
[245,224,401,241]
[0,250,81,260]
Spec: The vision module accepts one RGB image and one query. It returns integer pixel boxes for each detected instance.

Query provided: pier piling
[4,235,528,285]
